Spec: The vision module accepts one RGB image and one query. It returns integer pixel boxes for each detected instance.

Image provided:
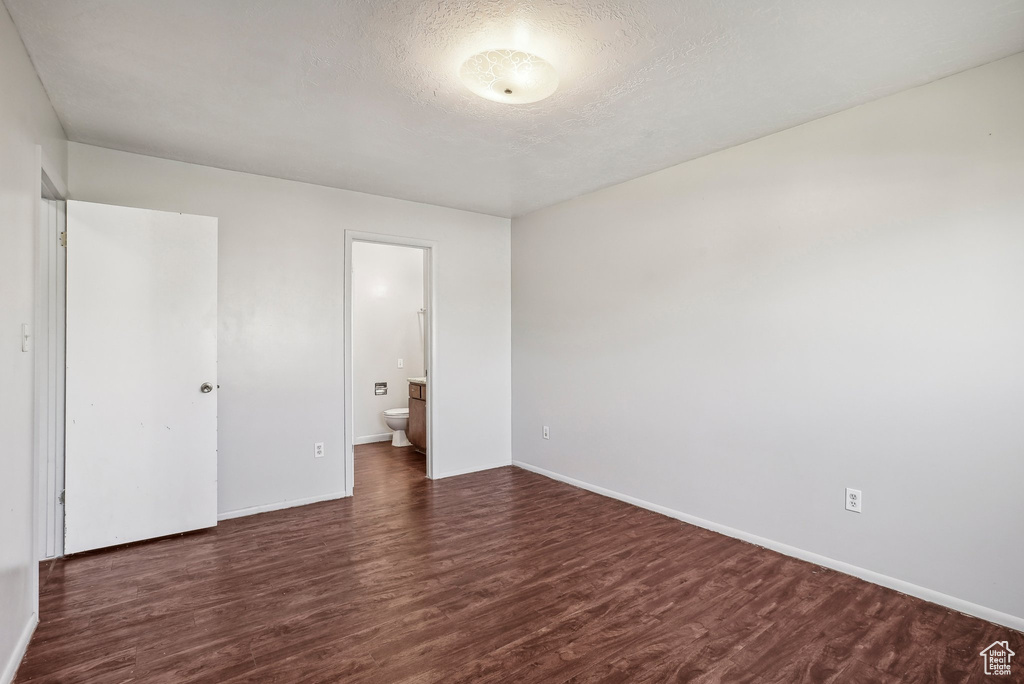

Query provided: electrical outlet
[314,442,325,458]
[398,358,404,369]
[543,426,550,440]
[845,487,862,513]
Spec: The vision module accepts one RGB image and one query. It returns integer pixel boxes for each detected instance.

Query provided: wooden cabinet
[408,383,426,452]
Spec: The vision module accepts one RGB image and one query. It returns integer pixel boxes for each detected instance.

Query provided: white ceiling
[7,1,1024,217]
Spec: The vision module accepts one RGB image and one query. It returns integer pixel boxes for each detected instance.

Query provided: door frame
[34,147,68,561]
[344,230,437,493]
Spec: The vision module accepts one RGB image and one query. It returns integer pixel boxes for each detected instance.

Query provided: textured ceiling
[7,0,1024,217]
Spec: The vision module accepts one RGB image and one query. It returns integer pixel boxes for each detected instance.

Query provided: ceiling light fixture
[459,49,558,104]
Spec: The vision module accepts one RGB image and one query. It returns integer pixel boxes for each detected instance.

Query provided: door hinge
[59,231,67,247]
[58,489,65,506]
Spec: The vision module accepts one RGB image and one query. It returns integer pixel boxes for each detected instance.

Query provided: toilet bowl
[383,408,411,447]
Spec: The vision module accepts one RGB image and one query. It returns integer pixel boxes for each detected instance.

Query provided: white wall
[512,53,1024,628]
[68,143,511,514]
[0,5,67,683]
[353,242,425,441]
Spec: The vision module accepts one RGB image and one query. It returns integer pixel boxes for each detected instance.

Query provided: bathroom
[351,240,428,481]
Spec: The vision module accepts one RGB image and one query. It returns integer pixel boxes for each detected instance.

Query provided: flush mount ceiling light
[459,49,559,104]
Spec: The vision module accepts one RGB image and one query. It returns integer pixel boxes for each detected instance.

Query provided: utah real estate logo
[980,641,1015,676]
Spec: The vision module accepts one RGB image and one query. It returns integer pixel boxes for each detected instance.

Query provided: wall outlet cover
[543,426,550,440]
[315,442,325,458]
[845,487,862,513]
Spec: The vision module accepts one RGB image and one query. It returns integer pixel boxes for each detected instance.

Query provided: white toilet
[382,407,411,447]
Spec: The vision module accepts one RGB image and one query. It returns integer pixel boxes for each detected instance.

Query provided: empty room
[1,1,1022,682]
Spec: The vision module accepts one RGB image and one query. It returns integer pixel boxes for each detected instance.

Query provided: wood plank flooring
[16,442,1020,683]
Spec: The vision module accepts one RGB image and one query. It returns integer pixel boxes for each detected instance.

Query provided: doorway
[344,231,435,493]
[35,197,220,557]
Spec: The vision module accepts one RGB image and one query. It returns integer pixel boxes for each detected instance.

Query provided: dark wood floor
[16,443,1019,683]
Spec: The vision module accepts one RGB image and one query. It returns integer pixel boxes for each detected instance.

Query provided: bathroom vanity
[407,378,426,452]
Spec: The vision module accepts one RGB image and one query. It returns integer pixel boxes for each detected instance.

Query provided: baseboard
[433,461,511,480]
[217,490,349,521]
[1,612,37,684]
[513,460,1024,633]
[354,433,392,445]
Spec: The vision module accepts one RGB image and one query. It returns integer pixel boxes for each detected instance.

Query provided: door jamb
[34,146,68,564]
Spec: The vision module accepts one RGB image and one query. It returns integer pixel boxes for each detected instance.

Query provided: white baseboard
[1,612,36,684]
[217,490,349,521]
[354,433,392,445]
[433,461,511,480]
[513,460,1024,633]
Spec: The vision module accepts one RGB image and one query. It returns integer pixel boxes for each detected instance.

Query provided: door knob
[200,383,214,393]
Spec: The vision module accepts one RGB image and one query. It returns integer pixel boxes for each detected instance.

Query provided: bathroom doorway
[344,232,435,494]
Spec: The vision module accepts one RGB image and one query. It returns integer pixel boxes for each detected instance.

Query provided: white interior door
[65,200,218,554]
